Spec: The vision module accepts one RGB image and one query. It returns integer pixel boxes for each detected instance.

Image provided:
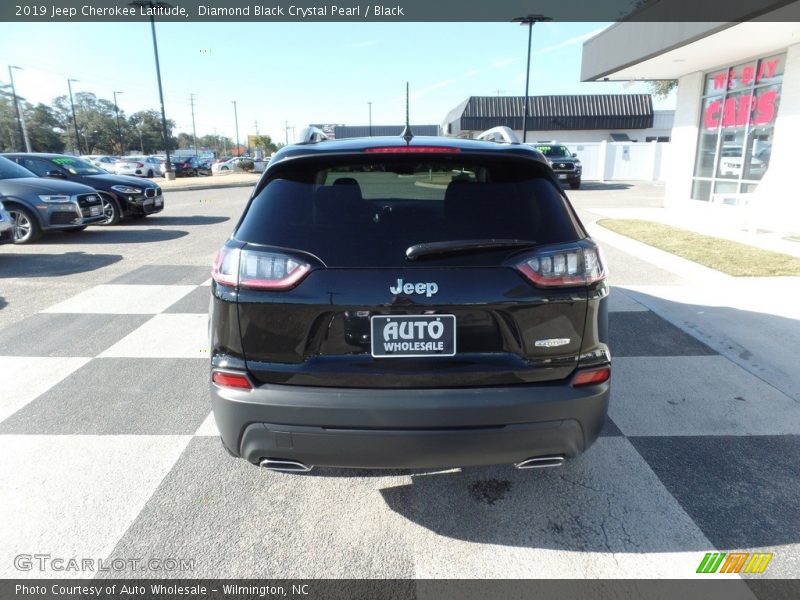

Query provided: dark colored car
[3,153,164,225]
[532,143,582,190]
[209,133,610,472]
[164,156,211,177]
[0,156,105,244]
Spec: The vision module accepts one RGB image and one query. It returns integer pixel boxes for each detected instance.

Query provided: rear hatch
[218,148,602,388]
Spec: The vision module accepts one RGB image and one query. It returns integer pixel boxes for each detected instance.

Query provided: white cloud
[491,58,519,68]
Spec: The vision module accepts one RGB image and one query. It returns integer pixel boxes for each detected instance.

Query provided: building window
[692,53,784,202]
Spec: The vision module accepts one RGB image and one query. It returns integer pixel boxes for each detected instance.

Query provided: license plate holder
[370,315,456,358]
[558,174,568,179]
[89,206,101,216]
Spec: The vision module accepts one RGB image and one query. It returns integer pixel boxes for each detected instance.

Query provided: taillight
[212,371,252,390]
[571,366,611,387]
[212,246,311,290]
[364,146,461,154]
[515,244,606,287]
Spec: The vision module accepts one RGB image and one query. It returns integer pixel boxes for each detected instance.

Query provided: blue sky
[0,22,675,144]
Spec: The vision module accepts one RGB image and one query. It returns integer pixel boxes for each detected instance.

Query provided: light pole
[512,14,551,143]
[232,100,240,156]
[368,101,373,136]
[190,93,198,157]
[67,78,82,155]
[130,0,174,178]
[113,90,124,154]
[8,66,31,152]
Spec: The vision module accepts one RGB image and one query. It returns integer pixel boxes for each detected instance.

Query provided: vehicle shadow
[0,252,122,278]
[366,289,800,557]
[34,229,189,245]
[125,216,230,226]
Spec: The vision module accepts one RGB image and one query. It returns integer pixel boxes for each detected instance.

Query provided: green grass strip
[598,219,800,277]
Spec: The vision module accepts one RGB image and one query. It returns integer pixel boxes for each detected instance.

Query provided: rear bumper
[211,377,609,469]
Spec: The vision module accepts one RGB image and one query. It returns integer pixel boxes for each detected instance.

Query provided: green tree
[51,91,122,154]
[128,110,176,154]
[25,103,65,153]
[251,134,277,154]
[646,80,678,100]
[0,88,20,151]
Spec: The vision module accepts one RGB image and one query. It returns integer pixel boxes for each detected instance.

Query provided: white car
[112,156,162,178]
[718,146,767,178]
[211,157,251,174]
[81,155,119,170]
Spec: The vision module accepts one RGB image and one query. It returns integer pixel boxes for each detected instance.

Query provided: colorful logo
[697,552,773,574]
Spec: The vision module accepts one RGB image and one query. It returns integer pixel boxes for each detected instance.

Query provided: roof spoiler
[296,126,329,144]
[475,126,521,144]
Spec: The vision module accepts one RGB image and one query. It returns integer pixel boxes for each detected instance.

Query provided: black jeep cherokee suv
[209,133,610,471]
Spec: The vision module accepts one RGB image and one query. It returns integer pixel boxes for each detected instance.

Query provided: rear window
[236,155,582,267]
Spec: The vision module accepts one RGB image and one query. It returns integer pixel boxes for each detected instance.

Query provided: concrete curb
[160,179,258,193]
[587,220,731,283]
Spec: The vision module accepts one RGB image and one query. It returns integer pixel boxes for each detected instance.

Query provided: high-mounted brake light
[515,244,606,288]
[212,371,253,390]
[212,246,311,290]
[571,366,611,387]
[364,146,461,154]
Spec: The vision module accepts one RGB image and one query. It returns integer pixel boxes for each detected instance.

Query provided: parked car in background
[211,157,251,174]
[532,142,582,190]
[3,153,164,225]
[112,155,162,178]
[209,131,609,471]
[81,155,119,170]
[0,200,14,245]
[0,156,105,244]
[718,145,768,179]
[253,156,272,173]
[161,156,211,177]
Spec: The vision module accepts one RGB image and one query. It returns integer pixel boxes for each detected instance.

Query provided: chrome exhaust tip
[514,455,565,469]
[259,458,313,473]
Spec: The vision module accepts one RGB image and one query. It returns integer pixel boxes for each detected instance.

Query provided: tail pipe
[259,458,313,473]
[514,455,565,469]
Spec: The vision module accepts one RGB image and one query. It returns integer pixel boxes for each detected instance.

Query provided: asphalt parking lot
[1,182,798,582]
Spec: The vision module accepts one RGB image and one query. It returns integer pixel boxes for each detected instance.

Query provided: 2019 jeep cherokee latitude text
[209,135,610,472]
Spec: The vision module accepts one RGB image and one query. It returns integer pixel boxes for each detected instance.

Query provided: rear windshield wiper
[406,239,537,261]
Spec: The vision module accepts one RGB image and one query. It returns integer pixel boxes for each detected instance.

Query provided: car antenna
[400,82,413,144]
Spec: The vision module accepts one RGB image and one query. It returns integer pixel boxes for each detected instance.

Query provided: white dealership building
[581,3,800,233]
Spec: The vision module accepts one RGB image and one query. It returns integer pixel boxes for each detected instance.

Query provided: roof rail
[296,126,329,144]
[475,126,520,144]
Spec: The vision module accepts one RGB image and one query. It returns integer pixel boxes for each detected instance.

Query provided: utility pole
[285,120,289,145]
[254,119,259,135]
[513,14,551,143]
[8,66,30,152]
[232,100,240,156]
[130,0,174,177]
[189,93,198,157]
[213,126,219,156]
[113,90,124,154]
[67,78,82,155]
[368,101,373,136]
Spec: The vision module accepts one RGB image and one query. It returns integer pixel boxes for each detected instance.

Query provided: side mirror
[46,170,67,179]
[572,153,577,158]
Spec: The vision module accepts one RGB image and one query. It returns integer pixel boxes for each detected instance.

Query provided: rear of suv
[209,132,610,472]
